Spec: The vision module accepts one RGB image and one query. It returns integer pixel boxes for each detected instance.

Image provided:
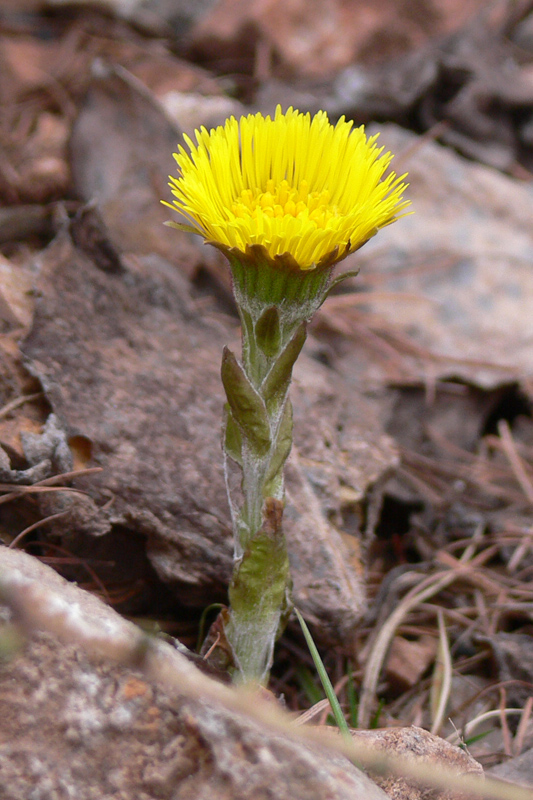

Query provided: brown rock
[0,547,389,800]
[350,727,484,800]
[328,124,533,391]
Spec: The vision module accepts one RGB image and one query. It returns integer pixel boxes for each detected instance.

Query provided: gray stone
[0,547,388,800]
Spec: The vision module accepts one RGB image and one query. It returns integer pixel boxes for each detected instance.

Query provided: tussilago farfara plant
[164,106,409,685]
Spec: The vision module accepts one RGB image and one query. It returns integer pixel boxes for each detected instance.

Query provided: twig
[358,535,482,729]
[447,708,525,746]
[0,393,43,420]
[0,467,102,505]
[498,419,533,504]
[514,696,533,757]
[500,687,513,757]
[293,698,331,727]
[430,609,452,736]
[8,510,71,549]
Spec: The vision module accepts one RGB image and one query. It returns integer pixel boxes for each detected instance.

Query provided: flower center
[231,179,339,228]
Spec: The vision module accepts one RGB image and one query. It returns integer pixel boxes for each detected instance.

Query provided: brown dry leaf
[0,254,34,337]
[44,0,219,39]
[329,3,533,171]
[1,37,60,92]
[69,64,191,267]
[0,416,43,469]
[0,251,45,470]
[123,45,225,100]
[187,0,488,80]
[385,635,438,691]
[0,31,75,204]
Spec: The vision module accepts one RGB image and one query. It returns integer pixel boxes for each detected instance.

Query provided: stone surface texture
[0,547,390,800]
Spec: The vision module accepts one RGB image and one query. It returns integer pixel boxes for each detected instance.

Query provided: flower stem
[219,251,335,683]
[221,328,300,680]
[224,497,291,683]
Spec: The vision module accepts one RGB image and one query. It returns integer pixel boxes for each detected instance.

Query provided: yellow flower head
[165,106,409,271]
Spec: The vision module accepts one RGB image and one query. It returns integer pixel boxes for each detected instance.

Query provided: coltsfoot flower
[165,105,409,271]
[164,106,410,684]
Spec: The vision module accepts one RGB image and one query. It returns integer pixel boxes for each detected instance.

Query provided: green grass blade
[294,607,351,741]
